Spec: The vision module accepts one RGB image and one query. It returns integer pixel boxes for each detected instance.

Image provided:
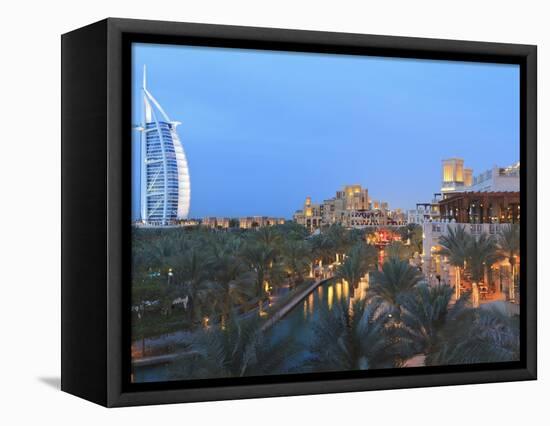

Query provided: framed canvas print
[61,18,537,407]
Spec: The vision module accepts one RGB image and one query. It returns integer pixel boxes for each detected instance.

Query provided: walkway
[261,275,333,332]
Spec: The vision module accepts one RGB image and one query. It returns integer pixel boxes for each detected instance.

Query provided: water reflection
[324,274,369,310]
[134,273,372,383]
[343,280,349,299]
[269,273,371,347]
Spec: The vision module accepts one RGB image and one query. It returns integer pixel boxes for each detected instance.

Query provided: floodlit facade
[438,191,520,224]
[422,221,518,302]
[441,158,473,194]
[441,157,519,195]
[137,66,191,225]
[239,216,286,229]
[293,185,405,231]
[202,217,231,229]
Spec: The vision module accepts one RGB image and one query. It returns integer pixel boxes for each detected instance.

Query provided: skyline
[131,43,520,220]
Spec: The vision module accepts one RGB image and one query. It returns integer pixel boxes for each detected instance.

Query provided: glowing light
[343,280,349,299]
[336,282,342,300]
[327,286,334,310]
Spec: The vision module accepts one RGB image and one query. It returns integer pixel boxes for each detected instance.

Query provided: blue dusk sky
[131,43,519,220]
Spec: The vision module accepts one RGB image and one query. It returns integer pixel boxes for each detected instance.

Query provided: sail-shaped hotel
[137,67,191,225]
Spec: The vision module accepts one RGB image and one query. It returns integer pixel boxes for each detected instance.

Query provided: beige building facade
[294,185,405,231]
[201,216,285,229]
[238,216,285,229]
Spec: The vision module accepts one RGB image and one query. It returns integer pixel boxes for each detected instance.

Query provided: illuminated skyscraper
[137,66,191,225]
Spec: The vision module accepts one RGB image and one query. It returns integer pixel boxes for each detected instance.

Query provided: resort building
[294,185,404,231]
[438,191,520,224]
[441,158,473,194]
[301,196,324,230]
[407,197,441,225]
[202,217,231,229]
[467,162,520,192]
[136,66,191,226]
[422,221,518,303]
[410,159,520,227]
[416,158,521,304]
[177,219,200,227]
[201,217,285,229]
[441,157,519,195]
[238,216,286,229]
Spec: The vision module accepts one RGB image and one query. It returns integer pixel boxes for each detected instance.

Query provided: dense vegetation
[131,222,520,379]
[132,222,372,353]
[437,224,520,303]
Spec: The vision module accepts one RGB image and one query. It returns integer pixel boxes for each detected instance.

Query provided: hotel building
[421,221,517,298]
[410,158,519,225]
[441,158,473,194]
[441,158,519,195]
[407,195,442,225]
[200,216,285,229]
[420,158,520,300]
[293,185,405,231]
[438,158,520,224]
[136,66,191,226]
[468,162,520,192]
[202,217,231,229]
[239,216,286,229]
[438,191,520,224]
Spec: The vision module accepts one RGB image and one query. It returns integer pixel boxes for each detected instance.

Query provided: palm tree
[240,242,277,301]
[171,249,213,323]
[308,298,396,372]
[170,315,302,379]
[273,221,309,240]
[208,253,254,326]
[310,232,336,266]
[399,223,423,254]
[206,233,250,289]
[281,239,312,288]
[385,240,411,262]
[465,233,499,307]
[335,243,377,298]
[428,306,520,365]
[497,224,520,301]
[253,226,281,251]
[397,284,471,362]
[369,258,424,313]
[206,232,241,263]
[326,223,350,261]
[437,225,469,299]
[131,275,163,357]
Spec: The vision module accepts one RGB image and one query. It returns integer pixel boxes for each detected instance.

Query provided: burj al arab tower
[137,66,191,225]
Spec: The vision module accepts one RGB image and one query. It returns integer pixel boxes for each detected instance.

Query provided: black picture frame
[61,18,537,407]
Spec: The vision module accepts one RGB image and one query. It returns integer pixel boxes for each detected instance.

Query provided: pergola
[438,191,520,224]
